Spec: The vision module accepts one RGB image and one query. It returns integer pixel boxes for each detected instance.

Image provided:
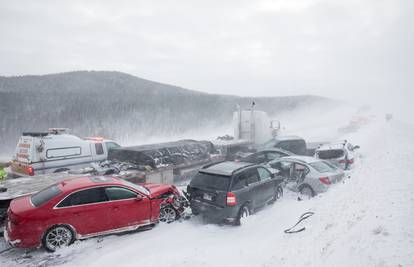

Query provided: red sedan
[4,176,183,251]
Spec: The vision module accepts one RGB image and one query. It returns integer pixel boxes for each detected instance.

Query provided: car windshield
[191,172,231,191]
[31,185,62,207]
[262,139,276,149]
[317,149,345,159]
[121,179,150,195]
[309,161,337,173]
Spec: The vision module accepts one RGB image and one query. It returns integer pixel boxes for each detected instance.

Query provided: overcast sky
[1,0,413,118]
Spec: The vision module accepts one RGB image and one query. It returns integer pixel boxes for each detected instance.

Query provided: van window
[191,172,230,190]
[95,143,104,155]
[57,188,108,207]
[246,169,260,184]
[46,147,81,158]
[231,173,247,190]
[31,185,62,207]
[257,167,271,180]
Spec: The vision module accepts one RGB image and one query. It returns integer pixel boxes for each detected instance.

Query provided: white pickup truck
[10,128,120,177]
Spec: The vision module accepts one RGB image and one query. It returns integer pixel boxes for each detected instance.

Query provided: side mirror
[136,195,143,201]
[354,145,360,150]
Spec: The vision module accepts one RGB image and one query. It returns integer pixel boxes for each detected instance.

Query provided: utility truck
[10,128,120,177]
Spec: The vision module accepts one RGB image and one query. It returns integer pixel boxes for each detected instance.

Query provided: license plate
[203,193,212,201]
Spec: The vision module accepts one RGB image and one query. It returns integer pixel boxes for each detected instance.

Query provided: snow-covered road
[1,113,413,267]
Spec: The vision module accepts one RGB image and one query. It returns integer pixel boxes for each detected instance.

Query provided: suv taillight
[226,192,237,206]
[319,177,331,185]
[27,166,34,176]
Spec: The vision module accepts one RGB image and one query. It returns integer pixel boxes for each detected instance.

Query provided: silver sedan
[265,156,345,198]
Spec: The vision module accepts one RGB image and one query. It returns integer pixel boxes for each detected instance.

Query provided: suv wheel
[235,205,250,226]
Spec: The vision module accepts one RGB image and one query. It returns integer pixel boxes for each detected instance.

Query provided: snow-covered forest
[0,71,334,154]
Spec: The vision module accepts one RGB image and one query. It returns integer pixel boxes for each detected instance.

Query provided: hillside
[0,71,334,155]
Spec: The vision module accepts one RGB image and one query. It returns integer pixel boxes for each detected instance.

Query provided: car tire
[235,204,250,226]
[299,185,315,199]
[159,205,178,223]
[42,225,75,252]
[269,186,283,204]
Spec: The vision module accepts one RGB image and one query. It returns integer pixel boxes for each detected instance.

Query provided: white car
[10,128,120,177]
[314,140,359,170]
[266,156,345,198]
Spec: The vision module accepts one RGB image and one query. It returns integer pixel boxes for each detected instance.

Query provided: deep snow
[1,109,413,267]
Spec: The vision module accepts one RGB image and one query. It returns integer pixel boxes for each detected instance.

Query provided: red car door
[54,187,114,236]
[103,186,152,229]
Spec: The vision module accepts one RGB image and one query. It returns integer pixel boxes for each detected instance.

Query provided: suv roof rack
[22,132,49,137]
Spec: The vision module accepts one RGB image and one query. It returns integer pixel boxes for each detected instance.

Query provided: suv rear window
[191,172,230,191]
[31,185,62,207]
[317,149,345,159]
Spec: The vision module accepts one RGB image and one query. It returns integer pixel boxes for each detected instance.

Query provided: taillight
[27,166,34,176]
[226,192,237,206]
[338,159,346,164]
[319,177,331,185]
[347,158,354,164]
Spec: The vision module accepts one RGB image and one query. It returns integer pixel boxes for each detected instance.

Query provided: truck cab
[10,128,120,177]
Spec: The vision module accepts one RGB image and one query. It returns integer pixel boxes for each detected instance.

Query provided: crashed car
[4,176,186,251]
[266,156,344,198]
[314,141,360,170]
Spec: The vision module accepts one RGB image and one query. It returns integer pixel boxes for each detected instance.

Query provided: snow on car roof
[281,155,321,164]
[317,142,346,151]
[274,135,304,141]
[200,161,253,176]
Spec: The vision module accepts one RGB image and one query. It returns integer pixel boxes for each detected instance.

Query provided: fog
[0,0,413,122]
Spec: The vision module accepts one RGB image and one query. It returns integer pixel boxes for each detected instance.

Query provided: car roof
[275,155,320,164]
[200,161,254,176]
[257,148,294,155]
[56,176,124,192]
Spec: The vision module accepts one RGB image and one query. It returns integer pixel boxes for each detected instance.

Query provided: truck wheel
[42,225,74,252]
[54,168,70,173]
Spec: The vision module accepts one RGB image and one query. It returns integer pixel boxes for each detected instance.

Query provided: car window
[270,161,293,177]
[57,187,108,207]
[105,187,137,201]
[246,168,260,184]
[276,140,306,155]
[254,153,266,163]
[257,167,271,180]
[309,161,336,173]
[231,173,247,190]
[266,152,282,160]
[106,142,121,151]
[31,185,62,207]
[95,143,104,155]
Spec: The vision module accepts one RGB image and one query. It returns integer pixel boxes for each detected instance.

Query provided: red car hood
[142,183,179,198]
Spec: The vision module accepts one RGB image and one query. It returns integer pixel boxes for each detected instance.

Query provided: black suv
[187,161,283,225]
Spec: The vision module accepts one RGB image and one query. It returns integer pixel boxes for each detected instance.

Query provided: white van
[10,128,120,177]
